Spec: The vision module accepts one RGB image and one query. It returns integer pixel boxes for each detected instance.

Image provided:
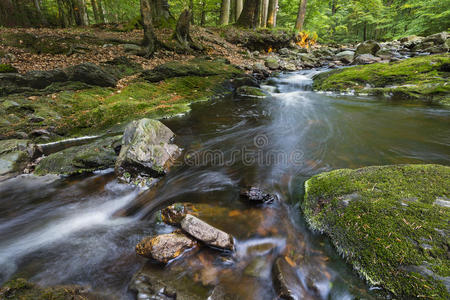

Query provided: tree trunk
[261,0,268,27]
[33,0,48,26]
[80,0,89,25]
[294,0,307,31]
[236,0,260,28]
[236,0,243,20]
[219,0,230,25]
[91,0,100,23]
[266,0,277,28]
[151,0,174,27]
[141,0,158,57]
[57,0,69,27]
[97,0,106,23]
[189,0,194,24]
[174,9,202,51]
[200,0,206,26]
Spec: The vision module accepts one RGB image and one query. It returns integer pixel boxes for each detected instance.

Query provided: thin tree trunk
[91,0,100,23]
[141,0,158,57]
[266,0,277,28]
[219,0,230,25]
[236,0,243,20]
[57,0,69,27]
[97,0,106,23]
[189,0,194,24]
[294,0,307,31]
[261,0,268,27]
[33,0,48,25]
[200,0,206,26]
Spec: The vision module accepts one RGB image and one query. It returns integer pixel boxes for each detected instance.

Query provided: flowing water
[1,70,449,299]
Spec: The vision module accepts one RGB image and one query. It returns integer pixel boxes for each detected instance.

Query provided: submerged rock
[0,139,34,181]
[136,232,197,263]
[115,118,180,178]
[181,214,234,251]
[240,187,278,204]
[35,135,121,176]
[235,86,266,98]
[272,257,311,300]
[302,164,450,299]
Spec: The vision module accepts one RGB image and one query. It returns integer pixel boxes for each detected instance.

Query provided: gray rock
[335,50,355,64]
[0,139,33,181]
[115,118,180,178]
[355,40,381,55]
[399,35,422,43]
[135,232,197,263]
[34,135,121,176]
[265,58,280,70]
[423,32,448,45]
[240,187,278,204]
[297,53,317,65]
[272,257,311,300]
[180,214,234,251]
[230,76,259,89]
[434,197,450,208]
[353,54,382,65]
[278,48,290,56]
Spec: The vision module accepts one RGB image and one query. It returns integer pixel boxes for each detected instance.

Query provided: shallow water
[0,70,449,299]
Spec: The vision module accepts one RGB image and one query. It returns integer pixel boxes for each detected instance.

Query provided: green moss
[313,54,450,105]
[302,164,450,299]
[0,60,240,141]
[0,64,17,73]
[0,278,89,299]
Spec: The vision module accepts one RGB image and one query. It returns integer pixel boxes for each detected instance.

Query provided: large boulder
[235,86,266,98]
[115,118,180,178]
[423,32,448,45]
[180,214,234,251]
[34,136,121,176]
[335,50,355,64]
[135,232,197,263]
[265,58,280,70]
[352,54,382,65]
[0,139,34,181]
[302,164,450,299]
[355,40,381,56]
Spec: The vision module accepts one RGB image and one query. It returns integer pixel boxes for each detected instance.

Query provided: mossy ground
[0,60,240,141]
[313,54,450,105]
[302,164,450,299]
[0,278,91,299]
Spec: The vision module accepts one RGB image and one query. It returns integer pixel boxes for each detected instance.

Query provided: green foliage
[303,164,450,299]
[0,64,18,73]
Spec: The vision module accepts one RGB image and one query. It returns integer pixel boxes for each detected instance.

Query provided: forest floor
[0,26,258,73]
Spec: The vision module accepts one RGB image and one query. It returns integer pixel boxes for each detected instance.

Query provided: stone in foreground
[0,139,34,181]
[302,164,450,299]
[135,232,197,263]
[180,214,234,251]
[272,257,312,300]
[115,118,180,178]
[240,187,278,204]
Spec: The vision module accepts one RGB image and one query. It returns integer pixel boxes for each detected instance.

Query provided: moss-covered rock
[35,135,121,176]
[0,278,96,299]
[313,54,450,105]
[302,164,450,299]
[235,86,267,98]
[0,64,18,73]
[0,139,33,181]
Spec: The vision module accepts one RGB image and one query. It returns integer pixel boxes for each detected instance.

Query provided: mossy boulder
[0,64,18,73]
[235,86,266,98]
[0,278,98,299]
[140,58,240,82]
[302,164,450,299]
[35,135,121,176]
[313,54,450,105]
[355,40,381,56]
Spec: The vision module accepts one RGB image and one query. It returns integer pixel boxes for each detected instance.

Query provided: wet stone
[180,214,234,251]
[135,232,197,263]
[240,187,278,204]
[272,257,312,300]
[161,203,187,226]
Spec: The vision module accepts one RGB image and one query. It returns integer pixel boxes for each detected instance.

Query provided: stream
[1,70,449,299]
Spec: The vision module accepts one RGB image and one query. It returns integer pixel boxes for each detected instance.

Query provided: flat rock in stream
[180,214,234,251]
[240,187,278,204]
[272,257,312,300]
[0,139,34,181]
[115,118,180,178]
[135,232,197,263]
